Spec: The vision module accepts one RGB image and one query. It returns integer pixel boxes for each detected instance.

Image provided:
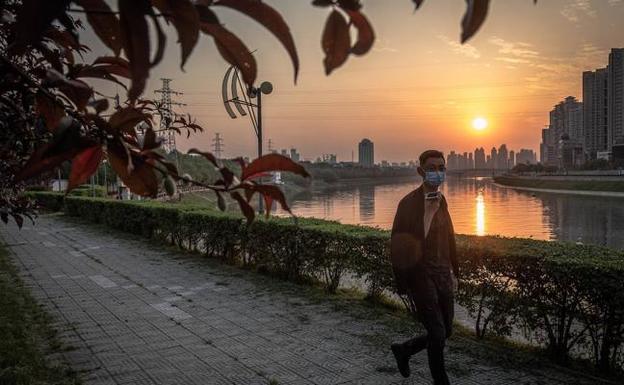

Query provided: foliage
[2,0,522,227]
[0,245,80,385]
[31,191,624,373]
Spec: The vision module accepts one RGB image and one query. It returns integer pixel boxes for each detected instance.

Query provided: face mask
[425,171,445,187]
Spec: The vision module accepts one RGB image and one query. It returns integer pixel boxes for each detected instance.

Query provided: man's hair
[419,150,445,166]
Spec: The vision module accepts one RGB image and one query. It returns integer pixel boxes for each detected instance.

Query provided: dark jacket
[390,186,458,295]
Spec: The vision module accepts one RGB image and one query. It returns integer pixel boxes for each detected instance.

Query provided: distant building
[322,153,337,164]
[498,144,509,169]
[358,138,374,167]
[509,150,515,168]
[541,96,583,167]
[583,68,609,159]
[608,48,624,158]
[490,147,498,169]
[289,148,300,162]
[474,147,486,169]
[517,149,536,165]
[381,160,389,167]
[281,149,288,157]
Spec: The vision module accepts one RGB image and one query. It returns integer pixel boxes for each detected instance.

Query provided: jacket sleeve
[390,199,421,295]
[447,211,459,279]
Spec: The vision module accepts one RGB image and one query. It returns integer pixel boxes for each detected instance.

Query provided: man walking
[389,150,459,384]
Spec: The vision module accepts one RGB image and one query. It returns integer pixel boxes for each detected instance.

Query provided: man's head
[418,150,446,190]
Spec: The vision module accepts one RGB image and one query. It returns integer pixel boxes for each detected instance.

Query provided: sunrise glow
[472,117,488,131]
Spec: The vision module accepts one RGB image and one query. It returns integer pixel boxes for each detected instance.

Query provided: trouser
[402,270,454,385]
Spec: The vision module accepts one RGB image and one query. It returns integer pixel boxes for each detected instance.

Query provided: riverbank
[494,175,624,194]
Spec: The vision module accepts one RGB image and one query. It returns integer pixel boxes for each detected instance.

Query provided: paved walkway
[1,215,613,385]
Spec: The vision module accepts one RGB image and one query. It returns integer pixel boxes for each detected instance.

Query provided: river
[279,176,624,250]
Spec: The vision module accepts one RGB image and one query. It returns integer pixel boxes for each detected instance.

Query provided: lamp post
[222,66,273,213]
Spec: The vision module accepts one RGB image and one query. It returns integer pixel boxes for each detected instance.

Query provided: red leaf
[337,0,361,11]
[322,10,350,75]
[15,136,95,182]
[75,0,122,55]
[214,0,299,83]
[45,70,93,110]
[251,184,291,215]
[198,12,257,87]
[312,0,334,7]
[118,0,151,100]
[93,56,131,78]
[36,91,65,131]
[461,0,490,44]
[109,106,149,132]
[152,0,200,69]
[230,191,255,223]
[75,65,128,89]
[188,148,219,168]
[149,11,167,67]
[107,141,159,197]
[67,146,104,192]
[346,10,374,56]
[242,154,310,181]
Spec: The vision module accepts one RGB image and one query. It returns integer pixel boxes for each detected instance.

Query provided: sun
[472,117,488,131]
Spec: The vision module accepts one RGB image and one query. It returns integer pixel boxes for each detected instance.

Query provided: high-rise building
[509,150,515,168]
[490,147,498,169]
[608,48,624,152]
[468,152,474,169]
[517,149,536,165]
[447,151,457,169]
[474,147,486,169]
[541,96,583,167]
[583,68,609,159]
[358,138,374,167]
[498,144,508,169]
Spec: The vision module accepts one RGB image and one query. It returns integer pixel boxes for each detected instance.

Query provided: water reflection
[475,191,485,236]
[280,177,624,249]
[358,184,375,222]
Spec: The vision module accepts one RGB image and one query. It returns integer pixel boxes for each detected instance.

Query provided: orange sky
[81,0,624,162]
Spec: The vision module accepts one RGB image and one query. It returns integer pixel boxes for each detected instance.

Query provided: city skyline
[541,48,624,168]
[74,1,624,163]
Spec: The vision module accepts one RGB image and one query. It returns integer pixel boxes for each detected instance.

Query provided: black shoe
[391,343,410,378]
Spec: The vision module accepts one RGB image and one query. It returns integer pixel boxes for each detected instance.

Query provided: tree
[0,0,513,227]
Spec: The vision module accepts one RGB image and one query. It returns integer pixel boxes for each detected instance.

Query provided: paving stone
[1,215,615,385]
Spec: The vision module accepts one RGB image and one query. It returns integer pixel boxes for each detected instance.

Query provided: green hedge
[27,192,624,373]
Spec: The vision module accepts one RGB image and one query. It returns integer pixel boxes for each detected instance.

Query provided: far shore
[494,183,624,198]
[494,175,624,197]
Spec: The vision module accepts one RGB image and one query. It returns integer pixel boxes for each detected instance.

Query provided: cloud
[437,35,480,59]
[372,38,398,53]
[489,37,539,65]
[561,0,596,22]
[523,42,608,92]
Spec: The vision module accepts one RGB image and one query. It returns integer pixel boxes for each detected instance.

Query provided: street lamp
[222,66,273,213]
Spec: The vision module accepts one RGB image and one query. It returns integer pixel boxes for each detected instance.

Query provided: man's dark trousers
[401,270,454,385]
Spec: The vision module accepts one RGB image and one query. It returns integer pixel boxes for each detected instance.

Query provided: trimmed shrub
[22,192,624,372]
